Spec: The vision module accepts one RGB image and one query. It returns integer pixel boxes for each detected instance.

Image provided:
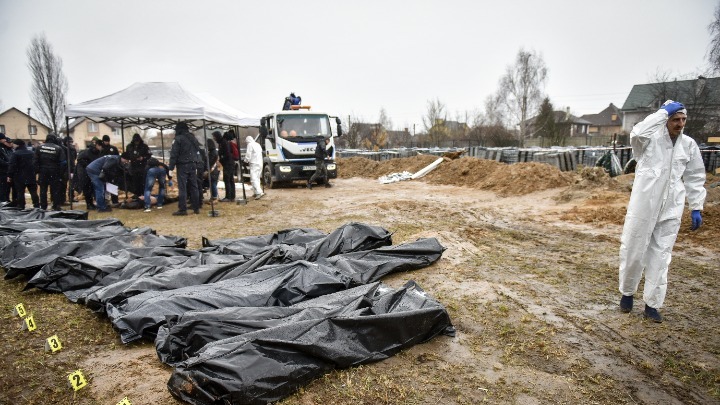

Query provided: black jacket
[34,142,63,171]
[126,134,151,170]
[0,145,12,174]
[169,130,201,170]
[146,157,171,177]
[8,147,36,185]
[76,147,101,169]
[314,140,334,160]
[102,143,120,156]
[86,155,126,183]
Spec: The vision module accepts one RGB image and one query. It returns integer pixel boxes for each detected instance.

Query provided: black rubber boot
[620,295,633,313]
[643,305,663,323]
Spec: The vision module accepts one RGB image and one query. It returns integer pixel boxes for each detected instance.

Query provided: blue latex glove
[661,101,685,116]
[691,210,702,231]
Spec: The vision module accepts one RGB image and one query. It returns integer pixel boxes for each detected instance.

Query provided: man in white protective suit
[244,136,264,200]
[618,100,706,323]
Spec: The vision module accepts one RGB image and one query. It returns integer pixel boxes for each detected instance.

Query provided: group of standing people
[1,132,80,210]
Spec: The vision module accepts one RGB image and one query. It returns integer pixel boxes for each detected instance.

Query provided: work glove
[691,210,702,231]
[661,100,685,116]
[98,171,106,181]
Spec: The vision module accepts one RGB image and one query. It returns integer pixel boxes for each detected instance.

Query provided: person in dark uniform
[85,152,130,212]
[60,136,77,204]
[168,122,201,215]
[125,133,151,199]
[7,139,39,209]
[307,138,334,189]
[214,131,235,202]
[75,140,103,210]
[34,133,64,210]
[101,134,121,206]
[0,133,15,204]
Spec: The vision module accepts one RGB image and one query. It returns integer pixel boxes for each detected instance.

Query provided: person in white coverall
[244,136,264,200]
[618,100,706,323]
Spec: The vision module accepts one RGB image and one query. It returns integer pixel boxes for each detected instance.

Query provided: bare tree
[709,2,720,74]
[496,48,548,147]
[344,113,364,149]
[378,108,393,147]
[422,98,448,147]
[647,70,718,142]
[27,33,68,134]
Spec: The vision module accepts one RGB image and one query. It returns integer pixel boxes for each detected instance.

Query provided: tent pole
[121,120,128,200]
[65,115,73,211]
[160,126,166,162]
[236,125,247,204]
[202,121,218,217]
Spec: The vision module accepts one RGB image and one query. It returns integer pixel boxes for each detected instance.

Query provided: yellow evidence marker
[13,303,26,317]
[45,335,63,353]
[67,370,88,391]
[22,315,37,332]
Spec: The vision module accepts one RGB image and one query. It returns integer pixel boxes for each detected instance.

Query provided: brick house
[0,107,51,147]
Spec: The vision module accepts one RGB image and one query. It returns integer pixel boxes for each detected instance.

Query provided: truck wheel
[262,164,279,189]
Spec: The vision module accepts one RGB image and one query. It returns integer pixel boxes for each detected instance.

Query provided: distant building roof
[621,76,720,111]
[581,103,622,127]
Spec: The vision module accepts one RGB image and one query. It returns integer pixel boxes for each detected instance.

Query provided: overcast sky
[0,0,717,131]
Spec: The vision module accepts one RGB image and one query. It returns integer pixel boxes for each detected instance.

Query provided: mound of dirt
[338,155,575,196]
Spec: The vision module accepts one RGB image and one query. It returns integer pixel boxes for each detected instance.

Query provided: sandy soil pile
[338,155,575,196]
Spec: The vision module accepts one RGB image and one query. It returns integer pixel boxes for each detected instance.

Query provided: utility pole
[27,108,33,145]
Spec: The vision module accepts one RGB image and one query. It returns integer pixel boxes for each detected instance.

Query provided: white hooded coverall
[619,109,706,308]
[245,136,264,196]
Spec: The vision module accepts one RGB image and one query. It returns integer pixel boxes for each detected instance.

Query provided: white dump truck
[256,106,342,188]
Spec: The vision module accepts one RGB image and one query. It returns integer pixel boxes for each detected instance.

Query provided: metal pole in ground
[202,122,219,217]
[236,159,247,205]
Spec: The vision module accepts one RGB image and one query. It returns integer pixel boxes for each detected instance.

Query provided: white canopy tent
[65,82,259,129]
[63,82,258,210]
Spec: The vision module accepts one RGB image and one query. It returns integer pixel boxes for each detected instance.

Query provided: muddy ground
[1,155,718,405]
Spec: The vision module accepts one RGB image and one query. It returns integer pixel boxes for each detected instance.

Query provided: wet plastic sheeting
[201,228,326,255]
[302,222,393,261]
[155,283,381,366]
[324,237,445,284]
[27,247,202,295]
[107,261,353,344]
[0,207,89,222]
[4,231,186,280]
[84,259,248,313]
[0,218,122,237]
[2,227,157,277]
[166,281,455,405]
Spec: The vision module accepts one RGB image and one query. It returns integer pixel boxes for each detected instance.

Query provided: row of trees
[24,3,720,146]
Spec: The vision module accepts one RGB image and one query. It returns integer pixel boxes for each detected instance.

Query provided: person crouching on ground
[244,136,264,200]
[143,156,172,212]
[85,152,130,212]
[618,100,706,323]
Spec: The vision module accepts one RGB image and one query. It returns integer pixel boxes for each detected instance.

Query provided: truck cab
[258,107,342,188]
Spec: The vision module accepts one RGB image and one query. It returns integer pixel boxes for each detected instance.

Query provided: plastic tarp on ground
[0,208,453,405]
[65,82,259,128]
[163,281,454,405]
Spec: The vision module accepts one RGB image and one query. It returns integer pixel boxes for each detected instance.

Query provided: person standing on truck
[307,138,334,189]
[244,136,264,200]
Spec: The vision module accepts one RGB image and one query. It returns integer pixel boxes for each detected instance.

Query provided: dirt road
[1,156,718,404]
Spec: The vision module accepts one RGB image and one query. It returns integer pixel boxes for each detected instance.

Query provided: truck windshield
[277,114,330,139]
